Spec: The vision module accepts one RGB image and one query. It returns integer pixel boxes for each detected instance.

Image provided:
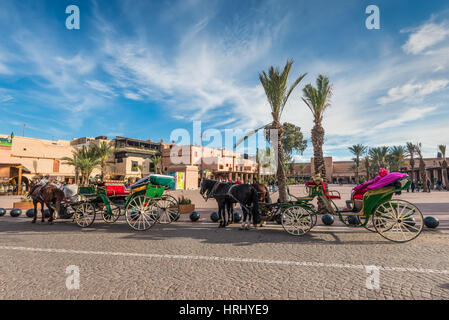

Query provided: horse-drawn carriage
[68,175,179,231]
[278,173,424,243]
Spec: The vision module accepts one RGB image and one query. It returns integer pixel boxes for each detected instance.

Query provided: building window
[131,161,139,172]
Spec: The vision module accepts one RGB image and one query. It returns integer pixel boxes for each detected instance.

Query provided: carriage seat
[304,181,341,199]
[321,182,341,199]
[105,185,129,196]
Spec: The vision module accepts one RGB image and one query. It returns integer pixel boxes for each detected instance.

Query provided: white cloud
[378,79,449,104]
[84,80,116,96]
[123,91,143,101]
[372,106,437,130]
[402,21,449,55]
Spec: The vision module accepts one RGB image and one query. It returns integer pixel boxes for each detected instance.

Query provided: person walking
[426,179,431,193]
[411,181,416,193]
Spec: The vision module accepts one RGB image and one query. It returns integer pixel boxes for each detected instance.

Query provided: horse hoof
[31,220,36,224]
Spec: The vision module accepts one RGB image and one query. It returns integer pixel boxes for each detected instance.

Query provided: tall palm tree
[368,146,389,172]
[406,142,416,183]
[258,60,307,202]
[62,146,101,185]
[415,143,429,192]
[348,144,367,184]
[61,149,82,184]
[364,155,371,180]
[151,155,162,174]
[388,146,407,172]
[91,141,116,181]
[302,75,333,183]
[438,145,448,190]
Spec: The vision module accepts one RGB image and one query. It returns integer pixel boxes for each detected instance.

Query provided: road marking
[1,245,448,275]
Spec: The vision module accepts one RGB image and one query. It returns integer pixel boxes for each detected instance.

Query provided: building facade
[291,156,449,185]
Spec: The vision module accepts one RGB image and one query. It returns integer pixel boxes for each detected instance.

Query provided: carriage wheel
[372,199,423,242]
[125,195,158,231]
[281,206,313,236]
[74,203,96,228]
[102,205,121,223]
[156,195,179,224]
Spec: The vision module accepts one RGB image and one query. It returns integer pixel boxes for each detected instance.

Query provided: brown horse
[28,183,65,224]
[252,182,271,203]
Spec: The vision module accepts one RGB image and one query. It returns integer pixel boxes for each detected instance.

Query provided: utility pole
[23,123,26,137]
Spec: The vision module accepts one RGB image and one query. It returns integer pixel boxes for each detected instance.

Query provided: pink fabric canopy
[353,172,407,194]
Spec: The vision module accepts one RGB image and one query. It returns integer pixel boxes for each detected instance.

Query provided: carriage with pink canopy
[282,169,424,242]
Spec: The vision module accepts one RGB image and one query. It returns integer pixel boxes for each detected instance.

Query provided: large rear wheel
[125,195,158,231]
[372,199,423,242]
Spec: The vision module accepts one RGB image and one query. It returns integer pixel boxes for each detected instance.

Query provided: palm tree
[364,155,371,180]
[348,144,367,184]
[257,60,307,202]
[388,146,407,172]
[302,75,333,183]
[438,145,448,190]
[151,155,162,174]
[368,146,389,172]
[62,145,101,185]
[61,149,82,184]
[91,141,115,181]
[406,142,416,183]
[415,143,429,192]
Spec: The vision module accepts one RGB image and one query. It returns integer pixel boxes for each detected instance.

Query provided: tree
[61,149,82,184]
[91,141,115,181]
[368,146,389,172]
[438,145,448,190]
[151,155,162,174]
[62,145,101,185]
[266,122,307,158]
[348,144,367,184]
[387,146,406,172]
[302,75,333,181]
[364,155,371,180]
[258,60,307,202]
[415,143,429,192]
[406,142,416,183]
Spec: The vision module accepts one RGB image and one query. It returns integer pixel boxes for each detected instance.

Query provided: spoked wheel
[372,199,424,242]
[74,202,96,228]
[125,195,158,231]
[281,206,313,236]
[102,205,121,223]
[156,196,179,224]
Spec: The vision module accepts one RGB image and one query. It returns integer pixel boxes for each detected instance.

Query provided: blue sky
[1,0,449,161]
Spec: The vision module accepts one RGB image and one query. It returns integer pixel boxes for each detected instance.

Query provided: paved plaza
[0,185,448,300]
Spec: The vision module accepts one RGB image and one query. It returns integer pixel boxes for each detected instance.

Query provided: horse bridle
[200,180,219,201]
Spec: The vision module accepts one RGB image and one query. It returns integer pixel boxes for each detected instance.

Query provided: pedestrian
[426,179,431,193]
[411,181,416,193]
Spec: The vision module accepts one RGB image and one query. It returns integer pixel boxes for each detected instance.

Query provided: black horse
[200,179,260,228]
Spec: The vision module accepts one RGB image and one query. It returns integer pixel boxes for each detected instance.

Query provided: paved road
[1,216,448,300]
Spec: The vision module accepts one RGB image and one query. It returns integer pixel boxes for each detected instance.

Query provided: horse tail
[251,187,259,226]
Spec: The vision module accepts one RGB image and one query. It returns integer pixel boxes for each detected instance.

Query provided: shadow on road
[0,217,397,246]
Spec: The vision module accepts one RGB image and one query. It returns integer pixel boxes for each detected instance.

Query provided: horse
[200,179,260,229]
[28,182,66,224]
[252,182,271,203]
[200,179,234,227]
